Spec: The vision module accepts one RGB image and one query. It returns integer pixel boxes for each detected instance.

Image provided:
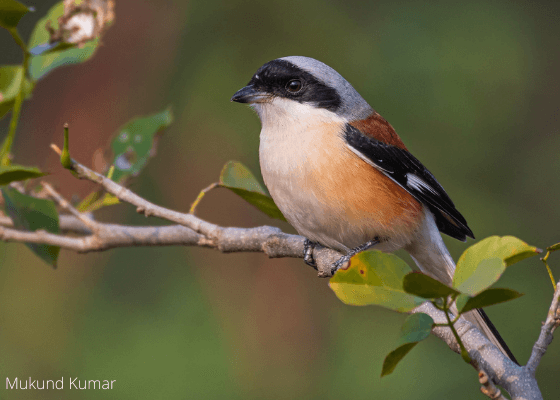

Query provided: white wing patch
[346,145,393,174]
[406,173,438,194]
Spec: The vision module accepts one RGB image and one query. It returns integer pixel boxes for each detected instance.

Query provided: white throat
[254,97,346,167]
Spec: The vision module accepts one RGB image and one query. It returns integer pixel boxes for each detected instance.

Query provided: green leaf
[381,313,433,377]
[453,236,540,294]
[29,41,75,56]
[402,272,460,299]
[457,288,524,314]
[109,108,173,184]
[0,164,46,185]
[2,187,60,267]
[454,257,505,296]
[219,161,286,221]
[0,65,33,120]
[0,0,29,29]
[27,2,100,80]
[329,251,425,312]
[455,293,470,314]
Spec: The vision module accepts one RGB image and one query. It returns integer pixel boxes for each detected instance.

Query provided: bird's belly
[259,124,423,254]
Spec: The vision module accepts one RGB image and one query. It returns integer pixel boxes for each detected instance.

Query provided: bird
[231,56,517,363]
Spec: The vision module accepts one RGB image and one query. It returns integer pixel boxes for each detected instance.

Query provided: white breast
[255,99,342,249]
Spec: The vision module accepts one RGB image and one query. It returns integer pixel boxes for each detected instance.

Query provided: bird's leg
[332,238,381,274]
[303,239,318,269]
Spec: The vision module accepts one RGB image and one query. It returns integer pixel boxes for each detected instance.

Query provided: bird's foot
[331,238,381,275]
[303,239,317,269]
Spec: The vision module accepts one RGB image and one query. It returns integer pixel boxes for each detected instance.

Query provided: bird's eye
[286,79,303,93]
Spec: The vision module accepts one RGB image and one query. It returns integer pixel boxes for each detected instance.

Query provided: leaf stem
[435,298,472,363]
[540,244,559,291]
[0,28,32,167]
[189,182,219,215]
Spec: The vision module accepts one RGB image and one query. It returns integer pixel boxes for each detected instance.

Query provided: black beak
[231,85,269,104]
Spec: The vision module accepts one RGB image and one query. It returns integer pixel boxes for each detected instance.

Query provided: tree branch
[526,281,560,374]
[0,147,551,399]
[413,303,542,400]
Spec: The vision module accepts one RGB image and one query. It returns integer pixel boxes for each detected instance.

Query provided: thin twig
[526,280,560,374]
[41,182,100,231]
[52,143,220,238]
[0,223,202,252]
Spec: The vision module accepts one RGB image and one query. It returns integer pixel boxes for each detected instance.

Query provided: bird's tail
[405,210,518,364]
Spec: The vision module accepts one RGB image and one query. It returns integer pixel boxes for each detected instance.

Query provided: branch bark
[526,281,560,374]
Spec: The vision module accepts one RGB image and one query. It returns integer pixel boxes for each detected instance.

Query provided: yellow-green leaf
[329,251,424,312]
[219,161,286,221]
[455,257,505,296]
[453,236,540,294]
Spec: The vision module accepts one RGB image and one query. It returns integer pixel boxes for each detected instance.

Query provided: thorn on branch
[61,123,73,170]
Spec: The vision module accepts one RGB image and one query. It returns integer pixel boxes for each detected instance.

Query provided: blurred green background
[1,0,559,398]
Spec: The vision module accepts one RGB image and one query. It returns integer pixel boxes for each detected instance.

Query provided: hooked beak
[231,85,269,104]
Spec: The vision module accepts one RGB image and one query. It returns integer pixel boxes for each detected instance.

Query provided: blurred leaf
[109,108,173,184]
[329,251,424,311]
[29,40,75,56]
[457,288,524,314]
[84,193,119,213]
[0,65,33,120]
[381,313,433,377]
[453,236,540,294]
[0,0,29,29]
[454,257,505,296]
[402,272,459,299]
[219,161,286,221]
[100,193,119,207]
[27,2,99,80]
[76,190,102,212]
[0,164,46,185]
[547,243,560,252]
[2,187,60,267]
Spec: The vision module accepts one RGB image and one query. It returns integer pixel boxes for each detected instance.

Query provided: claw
[303,239,317,269]
[331,238,381,274]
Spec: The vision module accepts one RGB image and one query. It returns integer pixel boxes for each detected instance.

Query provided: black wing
[344,124,474,241]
